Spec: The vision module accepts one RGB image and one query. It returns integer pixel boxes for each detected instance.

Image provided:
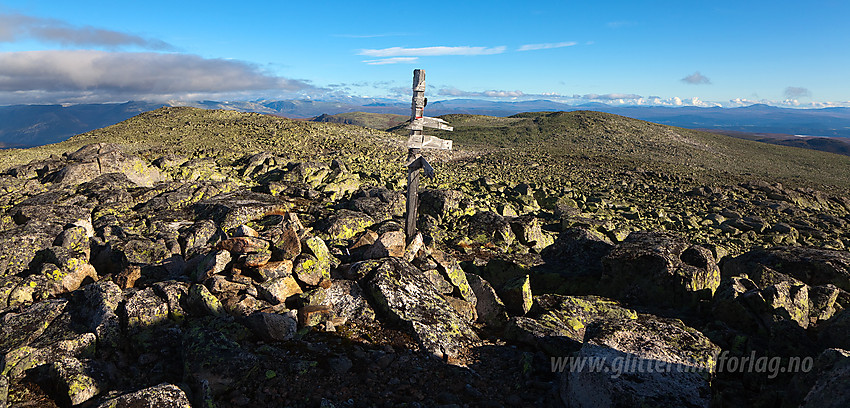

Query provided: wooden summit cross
[405,69,453,239]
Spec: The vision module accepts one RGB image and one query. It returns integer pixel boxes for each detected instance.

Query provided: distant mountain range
[1,98,849,149]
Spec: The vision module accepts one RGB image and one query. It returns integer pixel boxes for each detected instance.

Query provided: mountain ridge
[3,99,850,149]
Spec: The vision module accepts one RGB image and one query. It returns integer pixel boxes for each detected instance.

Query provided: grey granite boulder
[602,231,720,309]
[94,383,192,408]
[560,315,719,408]
[356,257,479,360]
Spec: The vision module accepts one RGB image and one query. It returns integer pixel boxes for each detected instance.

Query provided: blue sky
[0,0,848,107]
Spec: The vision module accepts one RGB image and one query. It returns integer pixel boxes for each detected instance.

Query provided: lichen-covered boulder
[93,383,192,408]
[187,284,224,316]
[505,294,637,356]
[431,250,477,306]
[192,190,293,232]
[712,273,811,336]
[345,187,405,222]
[783,348,850,408]
[540,226,614,282]
[181,318,257,397]
[54,225,93,259]
[2,300,97,379]
[0,221,64,278]
[320,171,361,200]
[3,331,97,379]
[356,258,479,360]
[38,246,99,296]
[560,315,719,408]
[244,311,298,341]
[363,230,406,259]
[509,216,554,252]
[499,275,533,316]
[301,279,376,324]
[302,236,333,268]
[419,188,466,222]
[45,143,164,187]
[318,209,374,241]
[49,357,106,405]
[723,246,850,291]
[152,280,190,321]
[292,254,328,286]
[124,288,170,337]
[1,299,69,353]
[190,250,231,282]
[465,273,508,328]
[466,211,515,249]
[121,238,172,265]
[602,231,720,309]
[255,275,302,305]
[77,281,124,348]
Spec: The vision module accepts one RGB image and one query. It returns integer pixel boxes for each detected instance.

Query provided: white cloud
[579,93,643,100]
[0,50,312,104]
[0,12,174,50]
[439,88,526,98]
[517,42,577,51]
[359,46,506,57]
[363,57,419,65]
[687,97,722,107]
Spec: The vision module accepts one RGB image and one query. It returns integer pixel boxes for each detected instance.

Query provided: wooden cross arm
[407,116,454,132]
[407,155,435,179]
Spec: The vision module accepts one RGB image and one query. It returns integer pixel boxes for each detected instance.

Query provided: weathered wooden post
[405,69,453,239]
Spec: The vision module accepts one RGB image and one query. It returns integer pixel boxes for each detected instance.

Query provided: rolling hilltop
[312,111,408,130]
[390,110,850,192]
[1,107,849,407]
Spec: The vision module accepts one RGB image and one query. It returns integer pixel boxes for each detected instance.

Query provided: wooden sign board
[407,116,454,132]
[407,134,452,150]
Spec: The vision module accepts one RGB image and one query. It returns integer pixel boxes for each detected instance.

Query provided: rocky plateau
[0,107,848,407]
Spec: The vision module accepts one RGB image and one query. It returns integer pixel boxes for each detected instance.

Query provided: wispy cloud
[363,57,419,65]
[578,93,643,100]
[785,86,811,98]
[359,46,506,57]
[0,12,174,50]
[518,41,577,51]
[681,71,711,85]
[439,88,527,98]
[0,50,312,104]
